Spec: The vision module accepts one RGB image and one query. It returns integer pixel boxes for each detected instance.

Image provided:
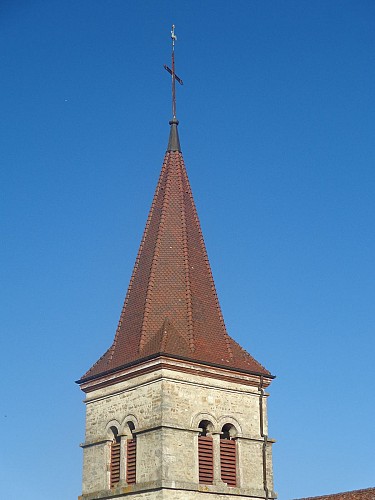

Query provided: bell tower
[77,26,276,500]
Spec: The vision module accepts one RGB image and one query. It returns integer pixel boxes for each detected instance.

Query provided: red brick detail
[81,150,270,380]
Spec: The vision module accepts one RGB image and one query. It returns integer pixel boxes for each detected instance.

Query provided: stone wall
[80,360,276,499]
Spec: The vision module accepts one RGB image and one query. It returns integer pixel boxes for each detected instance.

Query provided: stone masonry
[79,358,276,499]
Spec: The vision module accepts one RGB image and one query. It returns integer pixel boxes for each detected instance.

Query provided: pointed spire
[80,146,271,382]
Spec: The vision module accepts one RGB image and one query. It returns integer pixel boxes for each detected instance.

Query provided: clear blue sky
[1,1,374,499]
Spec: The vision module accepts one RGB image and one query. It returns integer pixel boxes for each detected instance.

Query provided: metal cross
[164,24,183,119]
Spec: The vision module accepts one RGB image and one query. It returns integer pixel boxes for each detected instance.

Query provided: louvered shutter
[220,439,236,487]
[198,436,214,484]
[126,438,136,484]
[110,441,121,487]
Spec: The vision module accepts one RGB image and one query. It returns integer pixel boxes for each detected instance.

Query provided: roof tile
[294,488,375,500]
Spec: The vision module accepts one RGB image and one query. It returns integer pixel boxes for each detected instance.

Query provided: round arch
[217,415,243,437]
[120,414,138,437]
[105,419,121,439]
[191,412,218,433]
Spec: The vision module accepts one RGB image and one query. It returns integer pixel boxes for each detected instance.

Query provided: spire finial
[164,24,183,120]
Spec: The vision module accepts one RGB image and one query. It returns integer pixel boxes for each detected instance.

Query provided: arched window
[110,427,121,488]
[198,420,214,485]
[126,422,136,485]
[220,423,237,487]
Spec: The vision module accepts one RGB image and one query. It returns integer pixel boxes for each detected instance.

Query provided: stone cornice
[79,355,273,394]
[78,479,277,499]
[80,437,111,449]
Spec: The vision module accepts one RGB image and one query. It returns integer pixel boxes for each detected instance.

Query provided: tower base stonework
[80,490,274,500]
[79,357,276,500]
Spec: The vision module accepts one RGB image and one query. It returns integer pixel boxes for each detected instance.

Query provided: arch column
[212,431,225,486]
[118,434,127,484]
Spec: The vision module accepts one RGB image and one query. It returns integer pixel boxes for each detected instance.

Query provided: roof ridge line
[160,318,169,352]
[139,152,172,351]
[180,156,234,361]
[81,345,113,378]
[176,152,194,352]
[111,153,170,360]
[229,335,270,374]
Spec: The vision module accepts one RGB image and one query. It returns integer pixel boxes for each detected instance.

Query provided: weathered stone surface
[80,363,276,499]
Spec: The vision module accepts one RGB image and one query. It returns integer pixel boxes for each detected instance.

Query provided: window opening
[126,422,136,485]
[198,420,214,485]
[110,427,121,487]
[220,424,237,487]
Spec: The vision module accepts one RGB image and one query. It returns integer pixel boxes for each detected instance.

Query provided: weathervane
[164,24,183,119]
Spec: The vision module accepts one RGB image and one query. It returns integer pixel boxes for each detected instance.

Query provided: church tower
[77,26,276,500]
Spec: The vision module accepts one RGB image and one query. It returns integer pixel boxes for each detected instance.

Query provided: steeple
[77,27,276,500]
[79,26,271,385]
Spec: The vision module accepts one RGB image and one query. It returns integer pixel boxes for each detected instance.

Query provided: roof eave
[76,352,275,386]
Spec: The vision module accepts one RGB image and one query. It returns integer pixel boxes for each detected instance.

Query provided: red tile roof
[294,487,375,500]
[80,127,271,382]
